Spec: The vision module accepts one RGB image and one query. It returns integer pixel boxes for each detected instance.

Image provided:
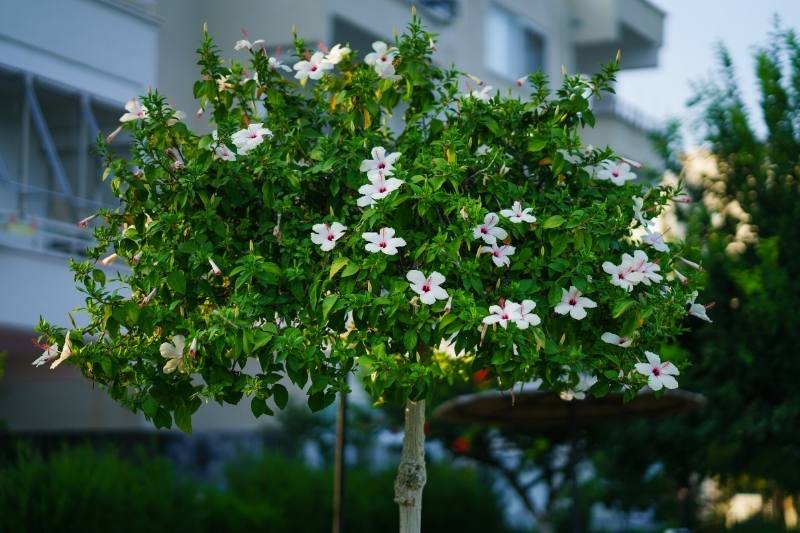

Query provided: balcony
[581,94,664,170]
[568,0,665,71]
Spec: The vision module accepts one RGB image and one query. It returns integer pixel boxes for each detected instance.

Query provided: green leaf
[403,329,418,353]
[612,299,637,319]
[259,262,283,285]
[167,271,186,294]
[329,257,349,279]
[341,261,360,277]
[322,294,339,322]
[273,384,289,410]
[92,269,106,285]
[250,397,272,417]
[174,405,193,433]
[253,329,274,350]
[542,215,566,229]
[527,137,548,152]
[142,397,159,418]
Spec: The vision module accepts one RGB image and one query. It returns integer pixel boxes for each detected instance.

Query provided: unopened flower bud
[106,126,123,144]
[208,258,222,276]
[100,253,118,266]
[189,337,198,357]
[77,214,97,228]
[140,288,157,308]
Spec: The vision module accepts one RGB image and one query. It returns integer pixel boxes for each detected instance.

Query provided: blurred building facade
[0,0,664,433]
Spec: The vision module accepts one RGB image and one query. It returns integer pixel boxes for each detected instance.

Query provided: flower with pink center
[601,332,633,348]
[513,299,541,329]
[407,270,449,305]
[635,351,679,391]
[357,172,404,207]
[231,123,272,155]
[642,230,669,252]
[596,160,636,186]
[214,143,236,161]
[554,286,597,320]
[119,98,147,122]
[362,227,407,255]
[516,76,527,88]
[472,213,508,245]
[293,51,333,81]
[310,222,347,252]
[602,258,644,292]
[625,250,662,285]
[482,299,521,329]
[360,146,401,179]
[479,243,516,268]
[364,41,398,72]
[499,201,537,224]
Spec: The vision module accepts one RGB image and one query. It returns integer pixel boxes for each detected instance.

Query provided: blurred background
[0,0,798,531]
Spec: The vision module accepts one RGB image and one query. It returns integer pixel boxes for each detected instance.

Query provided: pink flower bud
[139,288,156,308]
[77,214,97,228]
[100,253,118,266]
[209,258,222,276]
[620,156,642,169]
[674,194,692,204]
[106,126,123,144]
[679,257,702,271]
[189,337,198,357]
[673,269,688,284]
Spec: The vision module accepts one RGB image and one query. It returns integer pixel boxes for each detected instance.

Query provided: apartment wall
[0,0,159,102]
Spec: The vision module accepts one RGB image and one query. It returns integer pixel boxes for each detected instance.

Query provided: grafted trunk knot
[394,460,427,506]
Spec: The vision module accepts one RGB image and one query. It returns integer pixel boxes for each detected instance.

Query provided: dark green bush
[0,444,512,533]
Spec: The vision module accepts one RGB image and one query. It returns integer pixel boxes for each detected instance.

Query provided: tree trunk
[394,399,427,533]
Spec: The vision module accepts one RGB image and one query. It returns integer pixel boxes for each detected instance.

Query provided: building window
[484,3,546,81]
[0,66,124,255]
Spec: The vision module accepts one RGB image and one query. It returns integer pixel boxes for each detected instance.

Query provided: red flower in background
[452,436,470,455]
[472,368,491,384]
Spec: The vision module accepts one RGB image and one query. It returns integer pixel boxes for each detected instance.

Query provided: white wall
[0,0,159,103]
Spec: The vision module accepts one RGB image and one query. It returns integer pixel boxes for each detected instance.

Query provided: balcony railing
[591,94,659,133]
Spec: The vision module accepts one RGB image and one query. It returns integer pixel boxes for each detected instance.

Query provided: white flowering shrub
[39,18,705,434]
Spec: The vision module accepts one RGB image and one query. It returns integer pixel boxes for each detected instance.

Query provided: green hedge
[0,444,512,533]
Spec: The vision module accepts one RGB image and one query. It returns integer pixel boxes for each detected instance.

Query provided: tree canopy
[37,16,701,435]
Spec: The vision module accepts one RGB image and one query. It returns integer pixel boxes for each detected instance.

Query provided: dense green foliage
[677,28,800,491]
[38,16,701,430]
[585,25,800,530]
[0,445,511,533]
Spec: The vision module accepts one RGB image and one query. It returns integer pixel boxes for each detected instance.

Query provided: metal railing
[591,94,660,133]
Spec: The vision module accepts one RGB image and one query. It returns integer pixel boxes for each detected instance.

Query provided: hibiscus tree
[37,13,705,533]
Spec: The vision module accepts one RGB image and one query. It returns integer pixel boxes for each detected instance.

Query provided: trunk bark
[394,399,427,533]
